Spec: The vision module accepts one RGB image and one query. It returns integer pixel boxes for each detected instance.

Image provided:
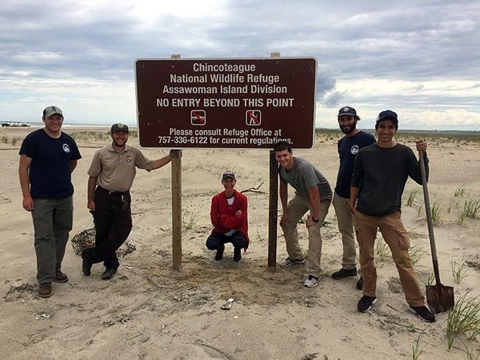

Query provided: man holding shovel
[350,110,436,323]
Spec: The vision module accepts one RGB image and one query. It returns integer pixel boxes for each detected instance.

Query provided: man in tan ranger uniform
[82,123,172,280]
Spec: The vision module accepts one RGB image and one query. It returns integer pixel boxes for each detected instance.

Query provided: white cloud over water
[1,0,479,130]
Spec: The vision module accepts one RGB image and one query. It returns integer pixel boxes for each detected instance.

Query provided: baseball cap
[221,171,236,181]
[376,110,398,124]
[338,106,357,117]
[111,123,129,133]
[43,106,63,117]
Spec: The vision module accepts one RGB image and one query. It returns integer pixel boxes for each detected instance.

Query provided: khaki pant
[31,197,73,284]
[354,211,425,307]
[281,194,331,277]
[333,193,357,270]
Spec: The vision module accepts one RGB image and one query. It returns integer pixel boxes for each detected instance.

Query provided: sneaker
[82,254,92,276]
[356,276,363,290]
[280,257,306,267]
[101,268,117,280]
[215,246,224,261]
[38,282,52,298]
[357,295,377,312]
[331,268,357,279]
[54,271,69,283]
[304,275,319,288]
[233,248,242,262]
[409,305,436,323]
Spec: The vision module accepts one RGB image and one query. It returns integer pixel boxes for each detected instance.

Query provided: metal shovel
[419,151,454,313]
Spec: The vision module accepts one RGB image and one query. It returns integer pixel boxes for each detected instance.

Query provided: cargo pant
[281,194,331,277]
[333,193,357,270]
[354,210,425,307]
[32,197,73,284]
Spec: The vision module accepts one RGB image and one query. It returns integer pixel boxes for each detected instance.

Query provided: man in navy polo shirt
[331,106,375,290]
[19,106,81,298]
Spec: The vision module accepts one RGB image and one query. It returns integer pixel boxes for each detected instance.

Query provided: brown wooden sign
[135,58,317,148]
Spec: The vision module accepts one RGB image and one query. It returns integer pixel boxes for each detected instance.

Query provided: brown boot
[54,271,69,283]
[38,282,52,298]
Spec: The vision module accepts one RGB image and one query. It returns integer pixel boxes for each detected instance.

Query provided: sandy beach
[0,126,479,359]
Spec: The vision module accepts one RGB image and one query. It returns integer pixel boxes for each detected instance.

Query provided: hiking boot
[215,246,224,261]
[409,305,436,323]
[38,282,52,298]
[304,275,319,288]
[233,248,242,262]
[356,276,363,290]
[82,253,92,276]
[280,257,306,267]
[357,295,377,312]
[101,268,117,280]
[54,271,69,283]
[331,268,357,279]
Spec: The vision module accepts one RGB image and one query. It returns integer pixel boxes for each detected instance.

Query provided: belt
[97,186,129,197]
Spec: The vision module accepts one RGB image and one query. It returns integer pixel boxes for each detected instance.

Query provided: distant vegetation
[69,130,138,142]
[315,128,480,143]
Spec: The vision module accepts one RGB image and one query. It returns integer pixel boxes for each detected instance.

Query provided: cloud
[0,0,479,129]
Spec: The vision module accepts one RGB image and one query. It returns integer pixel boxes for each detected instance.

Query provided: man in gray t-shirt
[274,141,332,288]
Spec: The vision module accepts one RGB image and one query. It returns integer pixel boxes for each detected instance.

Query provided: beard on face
[339,120,357,134]
[113,137,127,148]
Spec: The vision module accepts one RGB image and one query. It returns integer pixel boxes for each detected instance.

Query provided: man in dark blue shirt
[331,106,375,291]
[19,106,81,298]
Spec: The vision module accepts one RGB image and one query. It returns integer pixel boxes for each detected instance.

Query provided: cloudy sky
[1,0,479,130]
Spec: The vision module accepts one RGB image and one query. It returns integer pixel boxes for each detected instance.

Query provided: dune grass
[182,209,198,230]
[430,201,442,226]
[406,188,420,207]
[375,238,390,261]
[451,259,469,284]
[409,244,427,266]
[446,292,480,350]
[454,184,467,197]
[412,328,429,360]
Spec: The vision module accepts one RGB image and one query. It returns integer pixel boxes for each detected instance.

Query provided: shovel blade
[426,283,455,314]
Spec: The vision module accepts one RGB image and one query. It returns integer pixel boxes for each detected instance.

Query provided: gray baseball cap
[43,106,63,117]
[111,123,129,133]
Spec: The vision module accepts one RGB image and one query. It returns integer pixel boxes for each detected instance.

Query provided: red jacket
[210,189,249,249]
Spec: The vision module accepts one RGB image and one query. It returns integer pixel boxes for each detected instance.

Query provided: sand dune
[0,127,479,359]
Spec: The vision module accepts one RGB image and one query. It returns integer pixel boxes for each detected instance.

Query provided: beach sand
[0,127,479,359]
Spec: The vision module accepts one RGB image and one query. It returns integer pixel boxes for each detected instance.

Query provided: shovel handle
[419,151,442,284]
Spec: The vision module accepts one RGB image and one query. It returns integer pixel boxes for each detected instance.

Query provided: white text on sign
[157,98,294,108]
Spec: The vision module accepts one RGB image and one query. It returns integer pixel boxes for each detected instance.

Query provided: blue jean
[31,197,73,284]
[206,231,247,252]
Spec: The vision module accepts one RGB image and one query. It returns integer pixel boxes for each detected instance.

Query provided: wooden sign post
[135,54,317,270]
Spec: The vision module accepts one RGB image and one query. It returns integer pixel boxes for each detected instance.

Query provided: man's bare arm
[19,155,34,211]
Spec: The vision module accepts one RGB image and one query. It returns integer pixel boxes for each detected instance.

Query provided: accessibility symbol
[246,110,261,126]
[191,110,206,126]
